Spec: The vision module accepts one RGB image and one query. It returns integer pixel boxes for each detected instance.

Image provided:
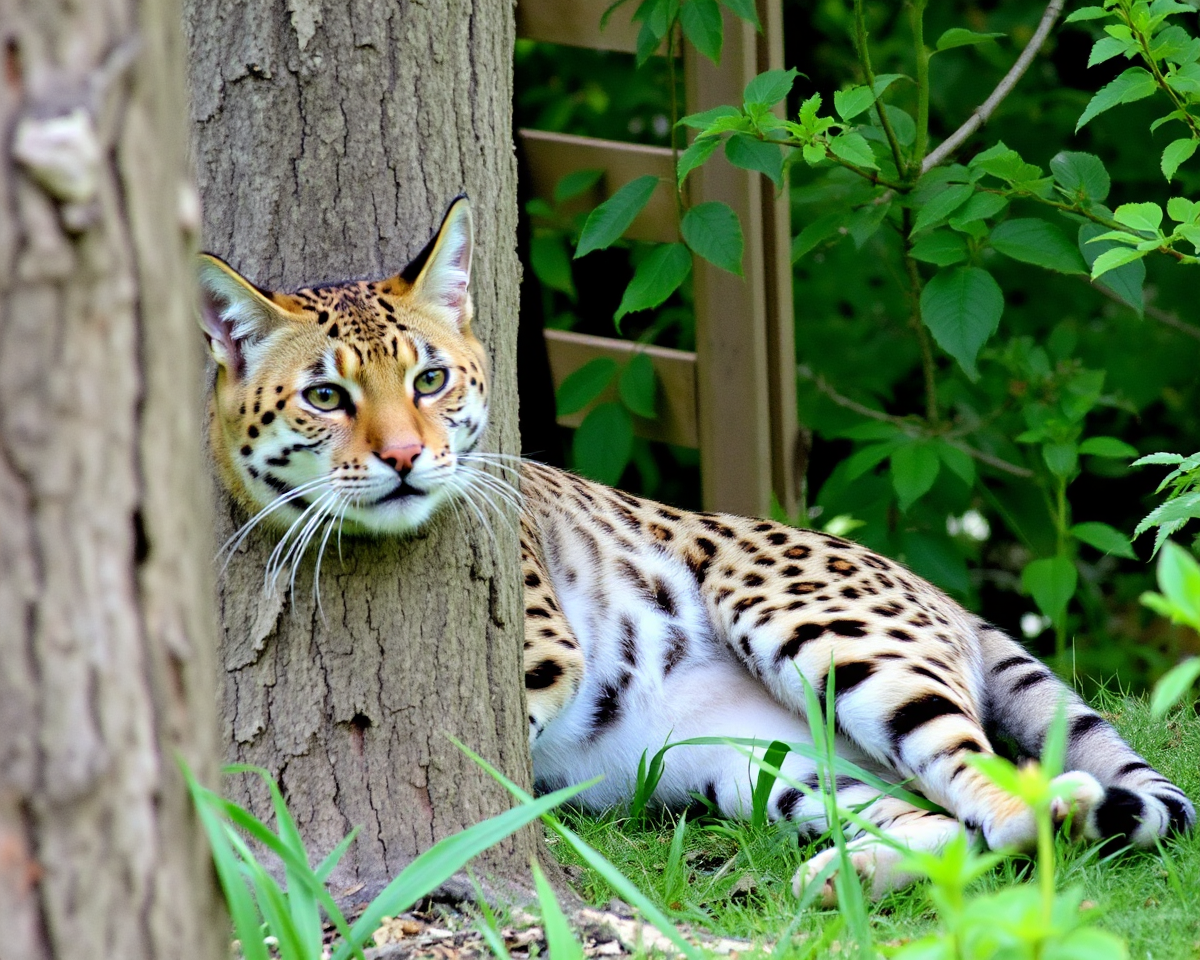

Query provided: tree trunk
[0,0,224,957]
[184,0,537,900]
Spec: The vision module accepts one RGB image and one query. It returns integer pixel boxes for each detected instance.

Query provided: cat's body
[199,198,1194,903]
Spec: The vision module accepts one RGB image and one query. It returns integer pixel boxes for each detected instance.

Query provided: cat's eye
[303,383,350,412]
[414,368,448,397]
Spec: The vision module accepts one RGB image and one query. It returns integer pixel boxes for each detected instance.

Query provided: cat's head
[198,196,494,537]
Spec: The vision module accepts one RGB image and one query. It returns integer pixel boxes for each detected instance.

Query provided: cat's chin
[337,485,453,537]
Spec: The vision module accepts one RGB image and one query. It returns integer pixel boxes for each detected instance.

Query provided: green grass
[545,695,1200,959]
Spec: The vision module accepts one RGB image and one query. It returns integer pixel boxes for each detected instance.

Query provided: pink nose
[379,443,422,473]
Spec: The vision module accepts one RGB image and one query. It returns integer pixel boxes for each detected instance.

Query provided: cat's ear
[399,195,473,328]
[197,254,292,379]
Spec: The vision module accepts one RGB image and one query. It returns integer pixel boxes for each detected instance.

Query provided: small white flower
[1021,613,1051,638]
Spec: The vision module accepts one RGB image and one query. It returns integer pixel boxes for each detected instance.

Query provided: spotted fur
[200,197,1194,903]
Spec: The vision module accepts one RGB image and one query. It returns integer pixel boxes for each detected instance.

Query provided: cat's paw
[792,843,910,907]
[1048,771,1105,841]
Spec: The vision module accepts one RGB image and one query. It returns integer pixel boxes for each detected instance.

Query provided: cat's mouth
[373,479,428,505]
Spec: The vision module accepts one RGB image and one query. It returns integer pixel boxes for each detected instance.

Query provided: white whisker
[217,476,332,571]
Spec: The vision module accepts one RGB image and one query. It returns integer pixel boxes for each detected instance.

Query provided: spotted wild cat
[197,197,1194,903]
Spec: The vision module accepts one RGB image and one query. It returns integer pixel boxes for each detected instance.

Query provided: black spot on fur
[1010,669,1051,693]
[888,628,915,641]
[664,625,689,674]
[1156,792,1193,833]
[525,571,541,587]
[327,323,339,338]
[784,545,811,560]
[525,660,563,690]
[992,655,1032,674]
[888,694,965,746]
[787,581,824,595]
[247,425,259,438]
[526,606,552,619]
[1069,713,1108,743]
[776,787,803,818]
[767,531,788,545]
[744,572,765,588]
[261,411,275,425]
[653,580,677,616]
[827,556,858,575]
[1093,786,1145,838]
[590,675,632,734]
[733,595,766,613]
[776,622,827,662]
[872,601,904,617]
[840,586,860,599]
[695,536,717,556]
[828,619,867,637]
[832,661,876,696]
[240,445,252,457]
[1115,761,1152,777]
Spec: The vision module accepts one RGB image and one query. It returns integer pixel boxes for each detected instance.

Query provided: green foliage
[185,764,592,960]
[517,0,1200,686]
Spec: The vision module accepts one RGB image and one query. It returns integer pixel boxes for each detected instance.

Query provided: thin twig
[853,0,905,174]
[945,440,1036,479]
[796,365,912,427]
[796,365,1035,478]
[1089,279,1200,342]
[921,0,1066,174]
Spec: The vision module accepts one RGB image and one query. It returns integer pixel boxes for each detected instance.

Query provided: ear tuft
[197,254,288,378]
[405,196,474,326]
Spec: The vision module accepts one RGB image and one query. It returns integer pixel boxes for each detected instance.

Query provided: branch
[921,0,1065,174]
[1088,279,1200,342]
[946,440,1035,479]
[796,365,913,427]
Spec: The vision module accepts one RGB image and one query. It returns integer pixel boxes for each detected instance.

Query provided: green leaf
[556,357,617,416]
[843,441,902,480]
[614,243,691,322]
[834,84,876,121]
[947,192,1008,227]
[1079,436,1139,458]
[920,266,1004,380]
[1043,442,1078,478]
[679,0,722,63]
[1071,521,1137,559]
[1162,138,1198,181]
[891,445,941,512]
[846,200,892,249]
[744,68,799,107]
[618,352,657,418]
[1079,223,1145,314]
[911,183,975,234]
[1113,202,1164,234]
[725,133,783,187]
[936,443,976,487]
[573,402,634,486]
[1156,540,1200,625]
[909,230,968,266]
[828,131,878,169]
[532,861,584,960]
[575,175,659,258]
[1076,67,1158,131]
[1135,490,1200,540]
[681,201,744,275]
[677,136,720,185]
[1088,35,1134,67]
[989,219,1088,274]
[791,211,845,261]
[1022,556,1078,624]
[1064,6,1111,22]
[678,104,741,130]
[554,168,604,204]
[1150,658,1200,716]
[529,233,577,298]
[1090,245,1149,281]
[935,28,1004,52]
[718,0,760,29]
[1050,151,1111,201]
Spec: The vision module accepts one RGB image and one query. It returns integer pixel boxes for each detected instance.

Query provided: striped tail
[976,621,1194,845]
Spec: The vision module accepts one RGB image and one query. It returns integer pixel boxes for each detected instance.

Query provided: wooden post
[684,2,797,516]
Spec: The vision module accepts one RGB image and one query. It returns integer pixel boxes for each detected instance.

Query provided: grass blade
[533,859,585,960]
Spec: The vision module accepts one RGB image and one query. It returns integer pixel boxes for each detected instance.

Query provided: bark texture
[0,0,224,957]
[184,0,534,898]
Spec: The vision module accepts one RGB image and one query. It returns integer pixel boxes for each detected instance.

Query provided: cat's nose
[379,443,422,474]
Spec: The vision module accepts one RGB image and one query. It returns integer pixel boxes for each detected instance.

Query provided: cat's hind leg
[775,778,965,905]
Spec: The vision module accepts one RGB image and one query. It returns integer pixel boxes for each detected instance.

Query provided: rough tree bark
[184,0,537,899]
[0,0,224,957]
